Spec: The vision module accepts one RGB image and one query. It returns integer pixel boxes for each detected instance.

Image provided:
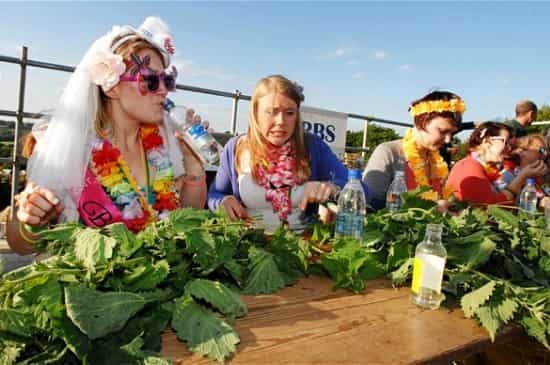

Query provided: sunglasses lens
[164,75,176,91]
[144,75,160,92]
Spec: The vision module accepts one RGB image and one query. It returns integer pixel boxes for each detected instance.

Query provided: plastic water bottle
[519,178,538,214]
[411,224,447,310]
[164,98,222,165]
[386,170,407,212]
[334,169,366,240]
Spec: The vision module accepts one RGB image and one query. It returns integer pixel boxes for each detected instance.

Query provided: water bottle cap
[348,169,362,180]
[527,178,535,185]
[163,98,175,111]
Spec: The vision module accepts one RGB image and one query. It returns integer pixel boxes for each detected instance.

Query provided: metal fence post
[9,46,28,219]
[361,118,369,160]
[230,90,241,135]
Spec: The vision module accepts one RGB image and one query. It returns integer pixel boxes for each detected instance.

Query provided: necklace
[402,128,448,201]
[90,124,180,232]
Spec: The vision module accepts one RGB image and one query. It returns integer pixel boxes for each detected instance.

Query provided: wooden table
[161,276,524,364]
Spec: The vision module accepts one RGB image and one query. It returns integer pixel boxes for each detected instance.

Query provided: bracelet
[183,172,206,187]
[18,221,38,244]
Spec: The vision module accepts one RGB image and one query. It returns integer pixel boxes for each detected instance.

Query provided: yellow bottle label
[411,257,423,294]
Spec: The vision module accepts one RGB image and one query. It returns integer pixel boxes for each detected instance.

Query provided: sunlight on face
[418,117,457,151]
[256,92,298,146]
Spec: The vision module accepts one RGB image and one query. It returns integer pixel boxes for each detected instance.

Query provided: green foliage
[346,123,400,160]
[2,198,550,363]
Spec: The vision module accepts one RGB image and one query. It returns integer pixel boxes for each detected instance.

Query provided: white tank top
[238,173,306,232]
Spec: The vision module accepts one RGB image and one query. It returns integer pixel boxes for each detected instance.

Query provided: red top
[445,156,511,205]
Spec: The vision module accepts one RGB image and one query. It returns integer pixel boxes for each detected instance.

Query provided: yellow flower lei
[409,99,466,118]
[402,128,449,201]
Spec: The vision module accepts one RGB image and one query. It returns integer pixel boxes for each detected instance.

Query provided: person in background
[445,122,546,205]
[362,90,465,210]
[494,134,549,196]
[208,75,362,231]
[7,17,206,255]
[504,100,538,138]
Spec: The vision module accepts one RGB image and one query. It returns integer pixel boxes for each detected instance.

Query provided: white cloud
[172,57,237,81]
[352,72,365,80]
[373,50,388,59]
[323,46,358,59]
[399,64,412,71]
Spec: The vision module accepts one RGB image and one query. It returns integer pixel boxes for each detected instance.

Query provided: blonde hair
[94,38,165,138]
[513,134,545,151]
[236,75,310,183]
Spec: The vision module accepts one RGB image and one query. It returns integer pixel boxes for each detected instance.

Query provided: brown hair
[94,37,165,138]
[410,90,464,130]
[236,75,310,182]
[515,100,538,118]
[468,121,511,150]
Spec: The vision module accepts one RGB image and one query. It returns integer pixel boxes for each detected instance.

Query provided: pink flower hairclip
[164,37,175,55]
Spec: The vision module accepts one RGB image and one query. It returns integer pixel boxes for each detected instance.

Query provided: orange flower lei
[402,128,449,201]
[90,124,180,232]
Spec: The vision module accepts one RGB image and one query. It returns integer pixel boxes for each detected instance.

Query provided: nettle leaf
[37,222,83,244]
[447,236,496,269]
[65,285,148,339]
[539,256,550,276]
[185,229,236,274]
[50,315,92,360]
[143,357,173,365]
[74,228,116,271]
[386,241,412,272]
[0,309,36,338]
[108,223,141,258]
[496,298,519,324]
[321,238,370,293]
[185,279,247,318]
[243,247,286,295]
[125,260,170,291]
[474,306,501,341]
[388,258,414,286]
[519,315,550,349]
[268,228,309,285]
[168,208,213,233]
[359,252,387,281]
[0,339,25,365]
[461,281,496,318]
[171,295,239,362]
[488,205,519,230]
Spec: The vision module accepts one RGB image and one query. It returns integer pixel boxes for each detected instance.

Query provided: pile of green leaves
[0,209,309,364]
[315,193,550,350]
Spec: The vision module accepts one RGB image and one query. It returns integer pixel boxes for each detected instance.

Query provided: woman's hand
[16,182,64,227]
[521,160,548,178]
[299,181,339,211]
[221,195,250,221]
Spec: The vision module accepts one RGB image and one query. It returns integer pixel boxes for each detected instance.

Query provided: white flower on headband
[87,50,126,91]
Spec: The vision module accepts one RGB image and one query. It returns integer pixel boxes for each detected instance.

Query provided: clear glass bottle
[164,98,222,165]
[411,224,447,309]
[386,170,407,212]
[334,169,366,240]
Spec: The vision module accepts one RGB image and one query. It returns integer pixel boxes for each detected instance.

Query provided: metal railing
[0,46,412,216]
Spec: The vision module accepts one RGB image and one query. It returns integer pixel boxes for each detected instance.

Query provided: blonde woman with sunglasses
[7,17,206,254]
[445,122,546,205]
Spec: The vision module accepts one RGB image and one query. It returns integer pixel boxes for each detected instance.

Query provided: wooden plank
[160,277,523,364]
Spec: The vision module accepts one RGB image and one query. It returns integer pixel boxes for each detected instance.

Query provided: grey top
[362,139,405,210]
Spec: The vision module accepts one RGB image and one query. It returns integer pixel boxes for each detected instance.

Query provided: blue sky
[1,2,549,139]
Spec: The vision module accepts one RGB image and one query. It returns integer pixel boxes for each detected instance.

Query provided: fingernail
[52,197,60,205]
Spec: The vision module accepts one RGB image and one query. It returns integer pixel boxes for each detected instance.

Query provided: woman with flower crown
[7,17,206,254]
[362,91,465,210]
[445,122,546,205]
[208,75,363,232]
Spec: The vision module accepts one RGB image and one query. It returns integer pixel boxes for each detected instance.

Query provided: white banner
[300,105,348,154]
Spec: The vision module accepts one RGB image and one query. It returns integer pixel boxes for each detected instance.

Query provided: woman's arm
[6,183,64,255]
[179,144,207,209]
[362,143,394,210]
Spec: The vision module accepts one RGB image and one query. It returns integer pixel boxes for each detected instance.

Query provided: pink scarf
[253,142,298,222]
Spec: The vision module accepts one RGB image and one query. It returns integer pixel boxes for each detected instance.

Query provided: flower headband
[87,17,176,92]
[409,99,466,118]
[293,81,305,102]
